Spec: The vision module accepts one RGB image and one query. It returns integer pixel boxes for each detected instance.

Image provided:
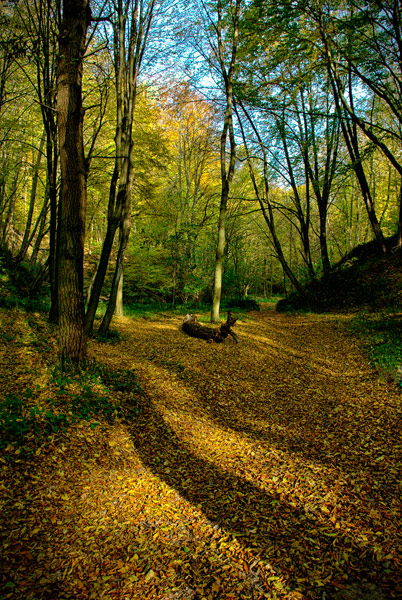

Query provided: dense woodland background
[1,0,402,359]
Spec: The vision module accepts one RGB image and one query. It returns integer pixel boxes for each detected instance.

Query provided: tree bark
[329,68,387,253]
[56,0,90,366]
[211,0,241,323]
[15,132,46,262]
[98,198,131,334]
[183,311,238,343]
[85,0,156,336]
[237,100,315,304]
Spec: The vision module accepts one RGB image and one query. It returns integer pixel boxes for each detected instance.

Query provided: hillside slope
[277,237,402,313]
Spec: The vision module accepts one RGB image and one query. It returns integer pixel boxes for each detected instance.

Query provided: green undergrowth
[123,297,261,321]
[0,362,143,459]
[350,312,402,389]
[0,252,50,313]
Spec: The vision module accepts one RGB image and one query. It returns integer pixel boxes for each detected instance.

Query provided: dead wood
[182,311,239,343]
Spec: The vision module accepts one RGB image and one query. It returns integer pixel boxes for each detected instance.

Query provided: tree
[210,0,241,322]
[57,0,91,365]
[85,0,158,336]
[236,99,315,303]
[159,82,220,304]
[329,66,387,252]
[285,0,402,240]
[14,0,61,321]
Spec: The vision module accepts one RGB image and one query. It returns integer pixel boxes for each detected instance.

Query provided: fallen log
[182,311,239,343]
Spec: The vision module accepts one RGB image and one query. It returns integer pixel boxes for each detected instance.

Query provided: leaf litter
[0,306,401,599]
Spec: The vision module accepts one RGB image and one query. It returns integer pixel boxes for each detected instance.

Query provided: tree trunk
[398,182,402,247]
[98,198,131,334]
[30,194,49,266]
[329,68,387,253]
[47,126,60,324]
[237,99,315,304]
[85,215,119,335]
[85,0,157,336]
[211,192,227,322]
[183,311,238,343]
[115,270,123,316]
[56,0,90,366]
[15,132,45,262]
[211,0,241,323]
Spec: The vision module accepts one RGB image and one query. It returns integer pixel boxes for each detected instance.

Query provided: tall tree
[329,65,387,252]
[211,0,241,323]
[86,0,157,336]
[160,83,220,304]
[15,0,61,321]
[236,99,315,302]
[57,0,91,365]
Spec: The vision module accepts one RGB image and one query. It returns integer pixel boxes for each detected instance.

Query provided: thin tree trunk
[98,189,132,334]
[398,182,402,246]
[30,194,49,266]
[15,132,46,262]
[85,214,120,335]
[1,164,20,247]
[47,132,59,323]
[211,0,241,323]
[115,269,124,316]
[85,0,156,336]
[329,68,387,253]
[237,100,314,303]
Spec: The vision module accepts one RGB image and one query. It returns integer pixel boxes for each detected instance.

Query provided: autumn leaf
[0,307,401,599]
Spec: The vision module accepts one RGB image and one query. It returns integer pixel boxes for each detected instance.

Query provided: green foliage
[222,297,260,311]
[124,302,172,319]
[98,365,143,395]
[95,327,123,344]
[0,249,50,313]
[350,313,402,388]
[0,363,142,457]
[0,390,40,450]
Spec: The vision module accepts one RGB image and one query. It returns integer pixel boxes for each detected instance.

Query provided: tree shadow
[129,392,399,599]
[174,315,402,507]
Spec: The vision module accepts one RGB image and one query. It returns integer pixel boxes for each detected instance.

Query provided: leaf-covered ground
[1,306,402,600]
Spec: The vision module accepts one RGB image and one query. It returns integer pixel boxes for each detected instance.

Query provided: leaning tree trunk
[85,0,156,336]
[98,195,131,335]
[56,0,90,366]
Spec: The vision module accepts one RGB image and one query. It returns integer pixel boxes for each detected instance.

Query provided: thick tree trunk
[183,311,239,343]
[56,0,90,366]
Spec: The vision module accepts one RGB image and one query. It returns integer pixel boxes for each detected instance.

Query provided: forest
[1,1,402,599]
[1,0,402,361]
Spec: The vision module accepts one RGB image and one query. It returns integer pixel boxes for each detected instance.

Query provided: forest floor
[1,305,402,600]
